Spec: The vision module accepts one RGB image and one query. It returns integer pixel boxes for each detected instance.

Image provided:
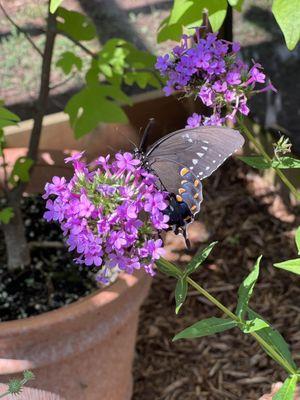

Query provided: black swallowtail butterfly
[135,119,244,247]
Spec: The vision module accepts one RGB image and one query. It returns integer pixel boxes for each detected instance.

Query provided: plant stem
[157,257,297,375]
[238,117,300,200]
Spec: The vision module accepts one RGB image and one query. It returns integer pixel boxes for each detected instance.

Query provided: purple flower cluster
[155,32,276,127]
[43,152,169,283]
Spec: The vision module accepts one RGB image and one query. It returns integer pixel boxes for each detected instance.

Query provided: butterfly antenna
[139,118,155,152]
[117,130,138,150]
[182,227,191,250]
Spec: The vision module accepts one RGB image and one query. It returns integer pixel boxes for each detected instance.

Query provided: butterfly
[135,119,245,246]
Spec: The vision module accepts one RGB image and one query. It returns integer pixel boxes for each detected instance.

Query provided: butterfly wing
[146,126,244,215]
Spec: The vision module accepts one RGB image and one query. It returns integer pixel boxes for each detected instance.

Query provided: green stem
[0,391,9,399]
[238,118,300,200]
[157,258,297,375]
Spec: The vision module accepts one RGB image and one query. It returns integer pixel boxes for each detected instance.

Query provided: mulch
[133,159,300,400]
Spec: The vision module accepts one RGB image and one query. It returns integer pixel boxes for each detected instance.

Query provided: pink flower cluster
[43,151,169,283]
[155,31,276,127]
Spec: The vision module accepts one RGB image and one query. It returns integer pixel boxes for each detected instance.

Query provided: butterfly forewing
[146,126,244,180]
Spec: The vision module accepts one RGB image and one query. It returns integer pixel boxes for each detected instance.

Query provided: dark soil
[0,195,98,322]
[133,160,300,400]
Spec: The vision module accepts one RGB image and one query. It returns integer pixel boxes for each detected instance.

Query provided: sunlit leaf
[242,317,269,333]
[272,156,300,169]
[173,317,237,341]
[175,277,188,314]
[50,0,63,13]
[236,256,262,319]
[247,308,297,370]
[65,85,129,139]
[186,241,218,275]
[156,258,181,278]
[272,0,300,51]
[9,157,34,185]
[57,7,96,41]
[295,227,300,255]
[273,375,298,400]
[0,105,20,129]
[274,259,300,275]
[227,0,244,11]
[56,51,82,74]
[238,156,271,169]
[0,207,14,224]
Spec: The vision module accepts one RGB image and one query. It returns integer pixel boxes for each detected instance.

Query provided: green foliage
[236,256,262,319]
[186,241,217,275]
[272,157,300,169]
[65,84,131,138]
[0,102,20,129]
[157,0,228,43]
[7,380,22,395]
[0,208,14,224]
[241,317,269,333]
[56,51,82,74]
[238,156,270,169]
[272,0,300,51]
[175,276,188,314]
[57,7,96,41]
[274,259,300,275]
[156,258,181,278]
[247,308,297,370]
[227,0,244,11]
[173,317,238,341]
[9,157,34,185]
[239,156,300,170]
[50,0,63,13]
[273,375,298,400]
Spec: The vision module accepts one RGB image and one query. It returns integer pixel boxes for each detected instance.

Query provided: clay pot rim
[0,270,144,336]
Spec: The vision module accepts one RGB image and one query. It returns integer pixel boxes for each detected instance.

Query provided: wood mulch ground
[133,159,300,400]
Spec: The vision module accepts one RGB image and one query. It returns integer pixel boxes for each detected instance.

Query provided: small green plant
[0,370,35,398]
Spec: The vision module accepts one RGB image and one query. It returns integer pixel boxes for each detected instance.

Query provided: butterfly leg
[182,226,191,250]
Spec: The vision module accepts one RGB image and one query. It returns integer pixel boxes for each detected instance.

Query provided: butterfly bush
[155,31,276,127]
[43,151,169,284]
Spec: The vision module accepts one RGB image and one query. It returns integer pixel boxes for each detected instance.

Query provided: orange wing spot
[180,167,189,176]
[190,205,197,212]
[178,188,186,194]
[176,195,183,202]
[194,179,200,187]
[184,216,192,222]
[194,193,199,199]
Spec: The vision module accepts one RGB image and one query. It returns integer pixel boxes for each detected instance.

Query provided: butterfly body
[137,123,244,244]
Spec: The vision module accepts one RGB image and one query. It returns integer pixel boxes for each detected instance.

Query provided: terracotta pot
[0,384,64,399]
[0,271,151,400]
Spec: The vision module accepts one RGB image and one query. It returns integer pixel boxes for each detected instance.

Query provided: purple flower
[115,152,140,171]
[186,113,202,128]
[249,65,266,83]
[44,151,169,283]
[155,54,170,73]
[226,71,241,85]
[65,151,85,164]
[199,86,214,106]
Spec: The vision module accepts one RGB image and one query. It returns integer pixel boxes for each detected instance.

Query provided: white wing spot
[202,146,208,151]
[203,140,209,144]
[198,172,203,176]
[205,166,210,171]
[218,153,222,157]
[192,159,199,165]
[182,133,190,139]
[188,138,193,142]
[190,166,194,170]
[197,152,204,158]
[212,160,216,164]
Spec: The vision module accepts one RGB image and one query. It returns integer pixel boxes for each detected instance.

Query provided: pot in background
[0,271,151,400]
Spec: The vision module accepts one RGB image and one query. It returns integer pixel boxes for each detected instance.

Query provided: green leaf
[9,157,34,185]
[186,241,217,275]
[57,7,96,41]
[0,105,20,129]
[227,0,244,11]
[242,317,269,333]
[238,156,271,169]
[273,375,298,400]
[236,256,262,319]
[65,85,129,139]
[157,0,227,43]
[175,277,188,314]
[0,207,14,224]
[56,51,82,74]
[156,258,180,278]
[173,317,237,341]
[296,227,300,255]
[274,259,300,275]
[50,0,63,13]
[247,308,297,370]
[272,156,300,169]
[272,0,300,51]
